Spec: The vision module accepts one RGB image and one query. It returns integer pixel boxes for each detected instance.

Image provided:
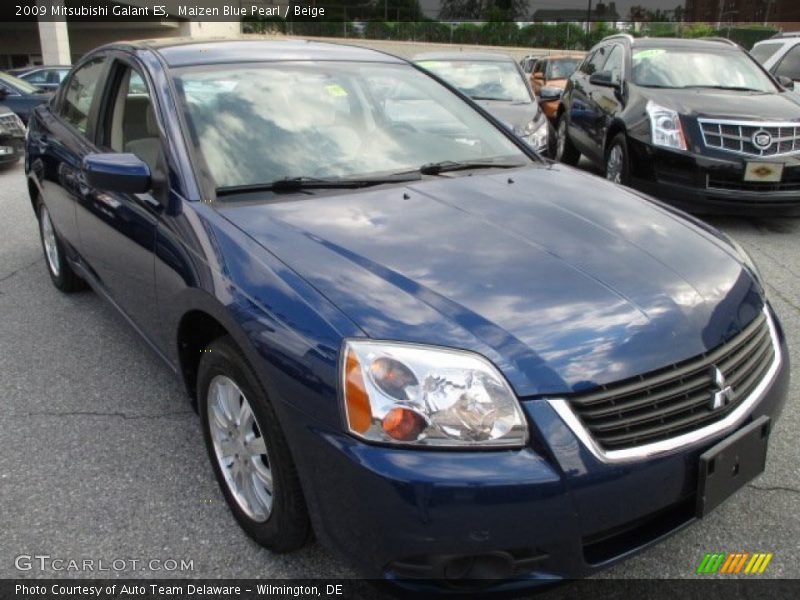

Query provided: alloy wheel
[40,206,60,277]
[207,374,273,522]
[606,145,624,183]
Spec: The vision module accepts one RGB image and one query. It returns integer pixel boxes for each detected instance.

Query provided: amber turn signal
[344,349,372,434]
[382,407,426,441]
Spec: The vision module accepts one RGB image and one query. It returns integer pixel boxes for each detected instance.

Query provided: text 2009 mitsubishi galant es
[25,39,789,589]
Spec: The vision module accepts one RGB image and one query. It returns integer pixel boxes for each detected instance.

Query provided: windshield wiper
[419,160,525,176]
[470,96,514,102]
[681,85,765,92]
[216,173,421,196]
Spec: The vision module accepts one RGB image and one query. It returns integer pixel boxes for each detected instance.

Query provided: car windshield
[546,58,580,80]
[415,60,532,103]
[0,71,41,94]
[631,47,776,92]
[173,61,529,191]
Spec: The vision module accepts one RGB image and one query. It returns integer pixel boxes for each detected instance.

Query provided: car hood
[218,165,763,397]
[640,87,800,121]
[474,100,541,131]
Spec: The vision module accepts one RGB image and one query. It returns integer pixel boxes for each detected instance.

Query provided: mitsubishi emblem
[710,366,735,410]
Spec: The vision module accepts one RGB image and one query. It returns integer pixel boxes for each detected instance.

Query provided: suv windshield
[631,47,777,92]
[416,60,532,103]
[174,62,528,191]
[546,58,580,80]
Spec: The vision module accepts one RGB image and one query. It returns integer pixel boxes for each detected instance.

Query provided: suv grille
[567,312,774,451]
[0,113,25,136]
[699,119,800,158]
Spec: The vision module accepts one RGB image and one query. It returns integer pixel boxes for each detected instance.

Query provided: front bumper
[280,310,789,590]
[629,139,800,215]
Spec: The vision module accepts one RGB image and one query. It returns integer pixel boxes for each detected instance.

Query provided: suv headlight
[646,100,686,151]
[515,115,549,153]
[341,341,529,447]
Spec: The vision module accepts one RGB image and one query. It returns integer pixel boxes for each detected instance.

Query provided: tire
[198,336,311,552]
[605,132,631,186]
[555,114,580,165]
[37,200,86,293]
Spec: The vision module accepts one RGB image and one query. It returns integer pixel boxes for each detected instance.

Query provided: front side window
[582,47,608,75]
[774,44,800,80]
[22,70,48,84]
[173,61,528,191]
[631,47,776,92]
[61,58,105,135]
[601,45,625,83]
[416,60,533,103]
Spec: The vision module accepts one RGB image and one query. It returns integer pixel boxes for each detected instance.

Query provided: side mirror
[589,70,619,88]
[83,153,151,194]
[776,75,794,89]
[539,87,563,101]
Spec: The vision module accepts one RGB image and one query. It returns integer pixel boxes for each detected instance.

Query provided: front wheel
[38,202,86,293]
[198,336,311,552]
[555,115,580,165]
[605,133,631,186]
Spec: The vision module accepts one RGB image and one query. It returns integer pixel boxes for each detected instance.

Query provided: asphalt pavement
[0,159,798,587]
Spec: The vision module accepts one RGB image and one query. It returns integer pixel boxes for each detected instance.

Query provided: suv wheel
[605,133,630,185]
[555,115,580,165]
[198,336,311,552]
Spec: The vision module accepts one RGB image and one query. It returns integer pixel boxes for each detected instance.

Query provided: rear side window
[750,42,784,64]
[60,58,105,135]
[774,44,800,80]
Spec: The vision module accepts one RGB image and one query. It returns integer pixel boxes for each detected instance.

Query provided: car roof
[628,37,741,51]
[413,51,517,63]
[97,38,407,68]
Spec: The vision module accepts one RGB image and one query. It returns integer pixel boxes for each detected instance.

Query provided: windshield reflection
[173,62,527,191]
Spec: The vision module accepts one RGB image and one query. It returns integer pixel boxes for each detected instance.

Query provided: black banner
[2,0,800,23]
[2,579,800,600]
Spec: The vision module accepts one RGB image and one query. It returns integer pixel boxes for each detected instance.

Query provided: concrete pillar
[37,19,71,65]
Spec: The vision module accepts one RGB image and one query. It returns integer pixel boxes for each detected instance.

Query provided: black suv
[556,35,800,214]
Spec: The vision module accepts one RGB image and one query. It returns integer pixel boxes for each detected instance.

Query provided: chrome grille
[698,118,800,157]
[0,114,25,136]
[567,311,775,451]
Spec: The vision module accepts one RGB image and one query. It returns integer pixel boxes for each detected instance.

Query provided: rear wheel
[555,115,580,165]
[37,201,86,293]
[198,336,311,552]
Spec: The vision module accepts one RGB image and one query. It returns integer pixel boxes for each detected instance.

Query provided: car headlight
[341,340,529,448]
[515,116,549,152]
[646,100,686,151]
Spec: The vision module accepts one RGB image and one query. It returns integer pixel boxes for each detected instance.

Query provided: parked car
[0,71,51,123]
[556,35,800,214]
[8,65,71,92]
[530,55,582,119]
[751,32,800,91]
[0,105,26,166]
[414,52,551,155]
[26,38,788,589]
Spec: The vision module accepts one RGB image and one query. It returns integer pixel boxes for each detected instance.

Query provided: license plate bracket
[696,416,770,517]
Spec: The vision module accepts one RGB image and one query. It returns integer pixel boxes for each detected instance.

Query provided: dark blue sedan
[25,39,789,589]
